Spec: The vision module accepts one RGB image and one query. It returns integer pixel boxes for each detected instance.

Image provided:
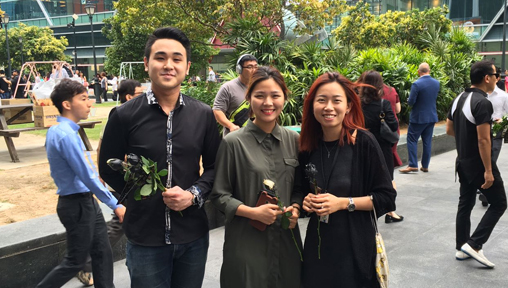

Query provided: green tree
[103,0,349,80]
[102,0,219,80]
[0,23,68,72]
[333,2,452,50]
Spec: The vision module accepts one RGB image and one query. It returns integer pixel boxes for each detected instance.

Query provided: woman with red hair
[300,72,396,287]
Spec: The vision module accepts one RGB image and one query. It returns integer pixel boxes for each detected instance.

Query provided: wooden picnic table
[0,104,100,162]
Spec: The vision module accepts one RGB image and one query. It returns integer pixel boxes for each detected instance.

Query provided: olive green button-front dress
[210,120,303,288]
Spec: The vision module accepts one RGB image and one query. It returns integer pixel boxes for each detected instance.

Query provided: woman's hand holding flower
[253,204,283,225]
[285,206,300,229]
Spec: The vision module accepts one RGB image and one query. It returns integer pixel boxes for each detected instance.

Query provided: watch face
[348,198,355,212]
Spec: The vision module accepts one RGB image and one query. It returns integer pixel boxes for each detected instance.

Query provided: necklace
[322,140,338,158]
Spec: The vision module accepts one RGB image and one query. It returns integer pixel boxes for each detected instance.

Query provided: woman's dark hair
[245,66,289,118]
[246,66,289,98]
[300,72,365,152]
[357,70,384,104]
[50,79,87,114]
[118,79,142,103]
[144,27,191,62]
[470,60,495,85]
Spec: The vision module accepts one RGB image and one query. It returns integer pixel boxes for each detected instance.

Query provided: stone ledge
[0,203,127,288]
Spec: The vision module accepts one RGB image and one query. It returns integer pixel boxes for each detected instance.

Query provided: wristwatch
[347,197,356,212]
[192,194,198,206]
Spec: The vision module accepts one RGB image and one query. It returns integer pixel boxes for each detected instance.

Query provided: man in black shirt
[0,70,11,99]
[99,27,221,288]
[447,60,507,268]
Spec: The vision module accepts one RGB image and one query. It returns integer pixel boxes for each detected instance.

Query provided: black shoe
[385,214,404,223]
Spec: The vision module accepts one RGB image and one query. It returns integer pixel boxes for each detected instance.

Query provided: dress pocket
[284,158,299,184]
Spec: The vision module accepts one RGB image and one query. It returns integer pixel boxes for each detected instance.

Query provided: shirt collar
[236,77,247,89]
[245,120,282,143]
[57,116,80,131]
[465,87,488,97]
[489,86,504,97]
[145,88,185,107]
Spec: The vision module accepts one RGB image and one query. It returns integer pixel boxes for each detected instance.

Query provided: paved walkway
[61,145,508,288]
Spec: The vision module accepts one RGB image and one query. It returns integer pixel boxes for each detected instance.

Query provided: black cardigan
[298,129,396,280]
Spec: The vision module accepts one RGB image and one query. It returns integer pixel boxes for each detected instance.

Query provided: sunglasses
[489,73,500,78]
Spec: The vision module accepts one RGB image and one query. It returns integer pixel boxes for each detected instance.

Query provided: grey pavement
[62,143,508,288]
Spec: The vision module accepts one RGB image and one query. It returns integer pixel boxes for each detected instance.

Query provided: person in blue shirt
[36,78,125,288]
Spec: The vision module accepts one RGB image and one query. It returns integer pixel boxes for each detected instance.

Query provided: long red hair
[300,72,366,152]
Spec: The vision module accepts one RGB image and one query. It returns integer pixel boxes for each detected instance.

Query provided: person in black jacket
[99,27,221,288]
[357,70,403,224]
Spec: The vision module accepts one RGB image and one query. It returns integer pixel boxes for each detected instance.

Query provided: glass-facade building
[0,0,115,78]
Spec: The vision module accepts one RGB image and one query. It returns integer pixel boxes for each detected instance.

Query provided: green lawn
[92,101,119,108]
[8,118,108,141]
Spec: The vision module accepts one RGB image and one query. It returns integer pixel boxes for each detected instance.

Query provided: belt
[59,192,92,199]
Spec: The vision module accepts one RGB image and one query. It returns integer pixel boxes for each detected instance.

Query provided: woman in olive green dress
[210,66,303,288]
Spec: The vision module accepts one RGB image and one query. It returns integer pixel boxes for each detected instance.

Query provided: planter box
[1,99,33,124]
[34,106,60,127]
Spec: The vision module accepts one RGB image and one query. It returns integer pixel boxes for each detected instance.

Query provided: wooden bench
[0,121,101,162]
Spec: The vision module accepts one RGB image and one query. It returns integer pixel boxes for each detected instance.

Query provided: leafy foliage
[0,23,69,72]
[102,0,219,79]
[333,2,452,50]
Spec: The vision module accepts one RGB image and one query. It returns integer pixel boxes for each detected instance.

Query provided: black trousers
[492,132,503,163]
[456,167,507,251]
[101,87,108,101]
[36,193,115,288]
[83,213,124,273]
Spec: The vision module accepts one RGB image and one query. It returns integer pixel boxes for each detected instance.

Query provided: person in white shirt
[207,66,216,82]
[488,68,508,162]
[111,75,118,101]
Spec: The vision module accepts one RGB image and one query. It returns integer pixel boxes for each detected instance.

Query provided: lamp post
[67,14,79,72]
[1,13,11,78]
[85,3,100,103]
[18,36,23,66]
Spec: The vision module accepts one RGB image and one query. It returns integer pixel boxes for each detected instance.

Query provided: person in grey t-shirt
[213,54,258,136]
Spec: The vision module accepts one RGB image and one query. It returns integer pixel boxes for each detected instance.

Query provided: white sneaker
[461,243,495,268]
[455,250,471,260]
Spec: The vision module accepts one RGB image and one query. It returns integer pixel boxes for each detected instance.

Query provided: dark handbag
[379,99,399,144]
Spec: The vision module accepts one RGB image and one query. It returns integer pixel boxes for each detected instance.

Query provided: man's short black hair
[470,60,495,85]
[238,54,258,67]
[51,79,87,114]
[144,27,191,62]
[0,70,4,74]
[118,79,142,104]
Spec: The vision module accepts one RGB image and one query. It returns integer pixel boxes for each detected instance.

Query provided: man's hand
[482,171,495,190]
[162,186,193,211]
[229,124,240,132]
[114,205,126,223]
